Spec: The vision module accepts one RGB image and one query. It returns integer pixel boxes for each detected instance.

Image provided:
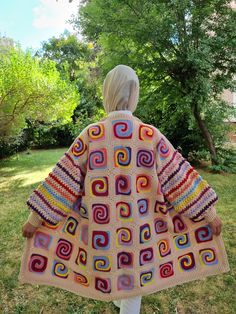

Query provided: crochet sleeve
[26,126,89,226]
[155,130,218,222]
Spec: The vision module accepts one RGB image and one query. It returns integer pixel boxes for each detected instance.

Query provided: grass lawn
[0,148,235,314]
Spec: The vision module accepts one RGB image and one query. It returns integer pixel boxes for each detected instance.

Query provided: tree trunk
[191,102,219,166]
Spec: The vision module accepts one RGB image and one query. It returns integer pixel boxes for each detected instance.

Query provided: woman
[20,65,228,314]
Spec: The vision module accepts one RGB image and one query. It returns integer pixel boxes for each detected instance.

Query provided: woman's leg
[119,295,142,314]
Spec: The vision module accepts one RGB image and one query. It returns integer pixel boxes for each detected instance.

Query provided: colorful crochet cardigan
[19,110,230,301]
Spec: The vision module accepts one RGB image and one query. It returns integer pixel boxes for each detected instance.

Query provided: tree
[37,31,90,82]
[37,31,103,120]
[0,47,79,138]
[72,0,236,165]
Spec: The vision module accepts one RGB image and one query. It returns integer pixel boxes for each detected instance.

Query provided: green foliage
[30,121,85,149]
[38,32,104,121]
[30,107,106,149]
[37,31,91,82]
[0,46,80,138]
[209,147,236,174]
[188,149,210,165]
[0,130,30,159]
[72,0,236,165]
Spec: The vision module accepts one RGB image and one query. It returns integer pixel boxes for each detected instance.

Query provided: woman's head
[102,64,139,114]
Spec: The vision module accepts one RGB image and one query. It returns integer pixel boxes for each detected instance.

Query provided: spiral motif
[115,175,131,195]
[139,247,154,265]
[112,120,133,139]
[34,231,52,250]
[93,255,111,272]
[92,231,110,250]
[116,228,133,246]
[91,177,108,196]
[173,215,187,233]
[63,217,78,236]
[199,248,218,266]
[140,223,152,243]
[75,247,87,267]
[89,149,107,169]
[81,224,88,245]
[154,200,168,215]
[174,233,191,249]
[136,175,151,193]
[154,218,168,234]
[74,271,89,286]
[56,239,73,260]
[29,254,48,273]
[95,277,111,293]
[195,225,212,243]
[138,199,149,216]
[140,268,154,286]
[72,137,87,157]
[157,238,171,258]
[117,274,134,290]
[117,252,133,268]
[178,252,196,271]
[139,125,154,141]
[117,202,132,220]
[52,260,69,278]
[114,146,131,167]
[137,149,154,168]
[88,124,105,141]
[159,261,174,278]
[156,137,170,160]
[92,204,110,224]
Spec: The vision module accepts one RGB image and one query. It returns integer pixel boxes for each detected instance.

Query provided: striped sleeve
[26,127,89,225]
[155,130,219,221]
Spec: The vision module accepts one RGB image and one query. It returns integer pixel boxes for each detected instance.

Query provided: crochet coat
[19,110,230,302]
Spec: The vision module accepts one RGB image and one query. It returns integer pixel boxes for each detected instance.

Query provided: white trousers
[113,295,142,314]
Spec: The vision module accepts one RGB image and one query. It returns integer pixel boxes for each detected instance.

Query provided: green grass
[0,148,235,314]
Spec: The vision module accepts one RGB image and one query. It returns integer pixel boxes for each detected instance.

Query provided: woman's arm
[155,129,221,233]
[22,126,89,237]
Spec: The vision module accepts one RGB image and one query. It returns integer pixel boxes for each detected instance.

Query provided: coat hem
[18,231,230,303]
[18,262,230,302]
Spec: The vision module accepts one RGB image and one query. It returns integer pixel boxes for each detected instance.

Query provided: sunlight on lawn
[1,168,54,187]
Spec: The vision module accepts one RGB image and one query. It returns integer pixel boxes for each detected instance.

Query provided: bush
[31,112,97,149]
[32,121,77,148]
[208,146,236,174]
[0,109,106,159]
[0,130,31,159]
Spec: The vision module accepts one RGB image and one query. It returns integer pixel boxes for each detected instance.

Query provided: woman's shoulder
[83,116,162,140]
[134,117,160,135]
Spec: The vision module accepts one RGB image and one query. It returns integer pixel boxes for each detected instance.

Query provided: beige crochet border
[19,231,230,302]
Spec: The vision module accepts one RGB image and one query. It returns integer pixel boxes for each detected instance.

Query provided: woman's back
[19,109,229,302]
[20,65,229,310]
